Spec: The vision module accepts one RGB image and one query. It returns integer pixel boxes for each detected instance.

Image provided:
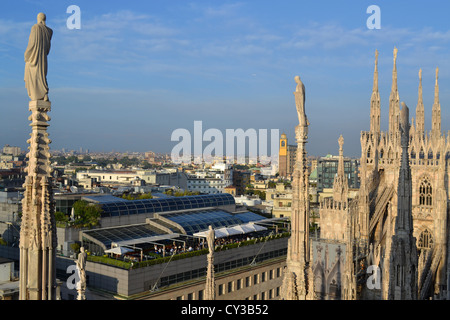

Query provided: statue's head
[37,13,46,24]
[80,246,85,253]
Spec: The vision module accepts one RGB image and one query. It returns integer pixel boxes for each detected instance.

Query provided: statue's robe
[24,22,52,101]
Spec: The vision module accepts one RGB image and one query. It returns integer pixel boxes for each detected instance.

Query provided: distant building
[278,133,296,178]
[232,170,251,195]
[223,185,237,196]
[0,258,18,300]
[266,183,293,218]
[186,163,233,194]
[2,145,21,157]
[0,169,25,189]
[76,169,188,190]
[316,154,359,192]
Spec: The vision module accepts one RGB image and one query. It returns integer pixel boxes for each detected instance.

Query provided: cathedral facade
[315,48,449,300]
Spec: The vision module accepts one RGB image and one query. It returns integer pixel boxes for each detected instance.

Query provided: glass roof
[82,209,267,249]
[83,194,128,203]
[89,193,236,218]
[160,209,265,235]
[83,224,162,248]
[234,211,266,223]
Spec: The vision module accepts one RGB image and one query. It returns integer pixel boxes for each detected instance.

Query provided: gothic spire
[432,67,441,140]
[370,49,381,134]
[389,47,400,135]
[387,101,418,300]
[397,102,413,233]
[333,135,348,203]
[281,75,314,300]
[415,69,425,136]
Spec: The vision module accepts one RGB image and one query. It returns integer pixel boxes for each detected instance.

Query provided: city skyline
[2,1,450,157]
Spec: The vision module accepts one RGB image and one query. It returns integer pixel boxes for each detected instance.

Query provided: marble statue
[206,225,215,254]
[24,13,53,101]
[76,247,87,300]
[294,75,308,127]
[205,226,216,300]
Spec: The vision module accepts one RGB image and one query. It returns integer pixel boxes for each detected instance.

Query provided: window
[418,229,433,250]
[218,284,224,296]
[419,178,432,206]
[228,281,233,293]
[254,274,258,285]
[245,276,250,287]
[237,279,242,290]
[419,148,425,159]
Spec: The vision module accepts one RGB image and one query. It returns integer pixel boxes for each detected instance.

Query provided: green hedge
[87,255,131,269]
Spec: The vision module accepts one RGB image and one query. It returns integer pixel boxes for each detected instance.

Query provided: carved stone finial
[419,69,422,81]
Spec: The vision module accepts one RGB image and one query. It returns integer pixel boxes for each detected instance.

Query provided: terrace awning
[193,223,267,239]
[104,246,134,255]
[111,233,182,247]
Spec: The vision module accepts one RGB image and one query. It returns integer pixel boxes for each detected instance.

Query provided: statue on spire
[24,13,53,101]
[393,47,398,67]
[294,76,308,128]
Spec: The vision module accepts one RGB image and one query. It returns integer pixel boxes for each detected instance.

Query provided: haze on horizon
[1,1,450,158]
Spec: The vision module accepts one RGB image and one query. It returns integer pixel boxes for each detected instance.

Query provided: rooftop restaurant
[80,193,289,265]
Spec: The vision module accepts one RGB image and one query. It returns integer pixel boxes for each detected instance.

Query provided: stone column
[281,76,314,300]
[19,100,57,300]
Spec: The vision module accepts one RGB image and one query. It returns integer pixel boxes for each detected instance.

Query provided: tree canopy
[72,200,102,229]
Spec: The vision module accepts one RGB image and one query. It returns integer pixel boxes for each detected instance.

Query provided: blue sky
[1,0,450,157]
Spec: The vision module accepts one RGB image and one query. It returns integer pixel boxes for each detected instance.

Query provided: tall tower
[389,47,400,135]
[281,76,314,300]
[431,67,441,143]
[387,102,418,300]
[279,133,288,177]
[415,69,425,137]
[370,50,381,134]
[19,13,57,300]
